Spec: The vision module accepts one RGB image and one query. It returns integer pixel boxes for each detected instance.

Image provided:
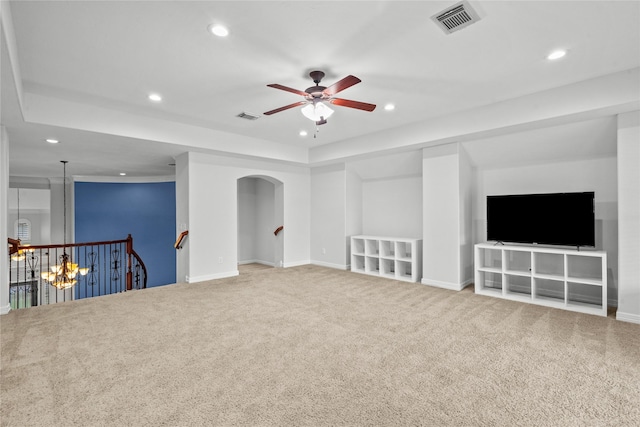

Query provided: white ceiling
[1,1,639,179]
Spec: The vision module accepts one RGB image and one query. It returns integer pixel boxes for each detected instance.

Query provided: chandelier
[10,247,34,262]
[40,161,88,289]
[41,253,88,289]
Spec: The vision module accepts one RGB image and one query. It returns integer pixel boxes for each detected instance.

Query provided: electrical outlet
[218,257,223,264]
[322,248,326,255]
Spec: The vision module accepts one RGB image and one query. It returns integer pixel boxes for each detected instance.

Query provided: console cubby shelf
[474,243,607,317]
[351,236,422,283]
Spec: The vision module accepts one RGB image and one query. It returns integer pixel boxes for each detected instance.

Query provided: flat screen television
[487,192,595,247]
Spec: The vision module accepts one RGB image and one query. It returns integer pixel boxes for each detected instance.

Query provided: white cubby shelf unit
[351,236,422,283]
[474,243,607,317]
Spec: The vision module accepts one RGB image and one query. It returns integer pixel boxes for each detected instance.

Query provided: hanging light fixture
[301,101,334,122]
[41,161,88,289]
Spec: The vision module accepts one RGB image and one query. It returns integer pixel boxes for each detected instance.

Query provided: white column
[1,127,10,314]
[174,152,189,283]
[422,143,473,290]
[616,110,640,324]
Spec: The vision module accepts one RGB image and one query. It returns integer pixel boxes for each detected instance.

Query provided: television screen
[487,192,595,247]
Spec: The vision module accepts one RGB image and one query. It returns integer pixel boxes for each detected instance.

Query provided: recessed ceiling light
[119,172,126,176]
[547,49,567,60]
[45,138,59,144]
[299,130,308,137]
[384,104,395,111]
[148,93,162,102]
[208,24,229,37]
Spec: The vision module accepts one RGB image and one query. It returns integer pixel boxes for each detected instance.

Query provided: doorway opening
[237,176,284,273]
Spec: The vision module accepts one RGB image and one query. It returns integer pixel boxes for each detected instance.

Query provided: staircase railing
[7,234,146,310]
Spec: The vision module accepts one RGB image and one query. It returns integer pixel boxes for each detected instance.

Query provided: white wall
[459,147,474,282]
[345,166,363,266]
[237,177,257,263]
[48,178,72,244]
[7,188,51,244]
[238,177,276,266]
[616,110,640,323]
[175,152,190,283]
[255,178,275,264]
[474,156,619,305]
[362,176,422,238]
[1,126,10,314]
[6,211,50,244]
[274,181,284,267]
[422,143,473,290]
[310,164,347,269]
[181,152,310,283]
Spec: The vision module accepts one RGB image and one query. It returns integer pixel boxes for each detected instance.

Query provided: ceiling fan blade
[329,98,376,112]
[322,75,361,96]
[267,84,308,97]
[263,101,308,116]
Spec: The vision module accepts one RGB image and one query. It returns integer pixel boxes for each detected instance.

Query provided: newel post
[126,234,133,291]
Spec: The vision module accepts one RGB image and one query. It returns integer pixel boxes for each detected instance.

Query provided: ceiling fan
[263,71,376,125]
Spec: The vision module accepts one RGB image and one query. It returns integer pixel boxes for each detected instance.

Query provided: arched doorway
[237,176,284,272]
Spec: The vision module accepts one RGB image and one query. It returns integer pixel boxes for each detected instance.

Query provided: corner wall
[1,126,10,314]
[616,110,640,323]
[345,166,363,266]
[422,143,473,290]
[175,153,189,283]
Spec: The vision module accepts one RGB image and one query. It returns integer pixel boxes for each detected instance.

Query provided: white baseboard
[283,260,310,268]
[186,270,239,283]
[422,278,472,291]
[0,303,11,315]
[616,311,640,324]
[311,260,349,270]
[238,259,274,267]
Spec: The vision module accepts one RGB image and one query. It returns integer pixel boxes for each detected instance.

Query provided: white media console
[351,236,422,283]
[474,243,607,316]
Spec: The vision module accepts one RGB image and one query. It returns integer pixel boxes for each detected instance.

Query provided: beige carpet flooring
[1,265,639,426]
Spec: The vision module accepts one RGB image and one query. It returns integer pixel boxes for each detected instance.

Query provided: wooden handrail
[8,234,149,309]
[11,238,130,251]
[8,238,20,255]
[174,230,189,249]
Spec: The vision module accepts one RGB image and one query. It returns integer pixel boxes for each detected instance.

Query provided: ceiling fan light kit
[301,102,334,122]
[264,70,376,126]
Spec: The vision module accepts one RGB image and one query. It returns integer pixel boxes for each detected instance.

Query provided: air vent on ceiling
[237,111,260,120]
[431,0,481,34]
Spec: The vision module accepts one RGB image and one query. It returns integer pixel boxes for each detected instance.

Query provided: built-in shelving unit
[351,236,422,283]
[474,243,607,316]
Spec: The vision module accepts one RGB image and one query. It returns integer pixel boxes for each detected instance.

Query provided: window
[14,219,31,243]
